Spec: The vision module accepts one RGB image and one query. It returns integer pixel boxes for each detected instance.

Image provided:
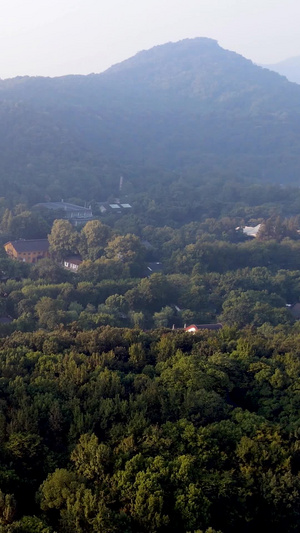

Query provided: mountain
[264,56,300,84]
[1,37,300,204]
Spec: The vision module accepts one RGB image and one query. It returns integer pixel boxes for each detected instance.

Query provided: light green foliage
[0,492,16,525]
[153,306,175,328]
[131,469,169,532]
[79,220,112,260]
[174,483,210,531]
[104,294,129,316]
[48,219,79,260]
[35,297,63,329]
[40,469,82,510]
[104,234,145,276]
[71,434,110,482]
[0,209,13,233]
[130,311,146,328]
[220,289,292,328]
[9,515,52,532]
[129,342,146,367]
[257,215,299,241]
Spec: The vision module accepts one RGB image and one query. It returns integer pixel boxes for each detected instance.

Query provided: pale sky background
[0,0,299,78]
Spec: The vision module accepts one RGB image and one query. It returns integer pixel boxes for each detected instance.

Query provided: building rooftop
[96,202,132,212]
[5,239,49,253]
[64,255,83,265]
[34,202,92,213]
[185,323,223,331]
[238,224,262,237]
[144,262,163,276]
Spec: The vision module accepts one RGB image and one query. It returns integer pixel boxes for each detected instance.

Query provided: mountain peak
[98,37,296,112]
[104,37,224,76]
[1,37,300,201]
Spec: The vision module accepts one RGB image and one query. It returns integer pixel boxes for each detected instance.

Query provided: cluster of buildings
[34,200,134,220]
[3,201,94,265]
[3,200,133,267]
[97,202,132,215]
[3,238,84,272]
[33,201,94,227]
[33,199,132,225]
[4,211,294,332]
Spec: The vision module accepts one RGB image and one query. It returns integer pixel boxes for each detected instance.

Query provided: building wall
[64,261,81,271]
[18,250,50,263]
[4,243,50,263]
[4,243,17,260]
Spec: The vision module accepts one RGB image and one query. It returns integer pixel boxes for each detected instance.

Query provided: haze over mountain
[1,37,300,204]
[264,56,300,85]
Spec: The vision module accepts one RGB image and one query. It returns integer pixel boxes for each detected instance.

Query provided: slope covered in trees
[1,38,300,204]
[0,325,299,532]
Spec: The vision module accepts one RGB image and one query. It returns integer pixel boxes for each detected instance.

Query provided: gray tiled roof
[64,255,82,264]
[7,239,49,252]
[34,202,91,213]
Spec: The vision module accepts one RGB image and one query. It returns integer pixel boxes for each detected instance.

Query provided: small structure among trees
[184,323,223,332]
[34,201,93,226]
[63,255,83,272]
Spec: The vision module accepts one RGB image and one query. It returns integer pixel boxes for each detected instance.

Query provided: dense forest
[0,325,300,532]
[0,189,300,531]
[1,38,300,531]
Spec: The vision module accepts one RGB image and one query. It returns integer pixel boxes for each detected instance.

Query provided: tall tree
[79,220,112,260]
[48,220,79,260]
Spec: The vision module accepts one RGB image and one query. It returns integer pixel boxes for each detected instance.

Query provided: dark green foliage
[0,326,299,531]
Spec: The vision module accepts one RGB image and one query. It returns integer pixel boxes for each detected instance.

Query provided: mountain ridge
[264,55,300,84]
[0,38,300,204]
[1,38,298,110]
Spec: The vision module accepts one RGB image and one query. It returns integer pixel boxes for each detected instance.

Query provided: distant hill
[1,37,300,204]
[264,56,300,84]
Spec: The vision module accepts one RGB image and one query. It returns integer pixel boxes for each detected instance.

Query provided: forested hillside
[1,37,300,532]
[0,325,300,533]
[1,38,300,205]
[0,206,299,531]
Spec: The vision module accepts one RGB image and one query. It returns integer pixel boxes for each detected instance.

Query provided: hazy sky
[0,0,299,78]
